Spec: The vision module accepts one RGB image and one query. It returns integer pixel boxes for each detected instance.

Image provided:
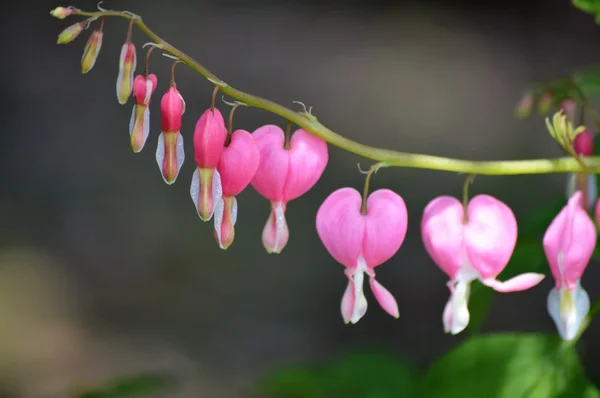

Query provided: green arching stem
[360,163,386,215]
[462,174,476,223]
[70,8,600,175]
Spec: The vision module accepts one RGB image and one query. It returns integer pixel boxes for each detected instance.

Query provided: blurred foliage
[73,372,175,398]
[572,0,600,23]
[258,352,417,398]
[259,334,600,398]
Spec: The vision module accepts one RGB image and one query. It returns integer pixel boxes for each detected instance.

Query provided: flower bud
[116,43,137,105]
[129,74,158,153]
[57,22,84,44]
[537,92,553,115]
[156,87,186,184]
[573,128,593,156]
[560,98,577,122]
[50,6,74,19]
[515,91,533,119]
[81,29,103,74]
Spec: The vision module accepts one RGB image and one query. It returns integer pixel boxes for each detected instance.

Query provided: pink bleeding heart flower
[544,191,597,341]
[156,86,185,184]
[251,125,328,253]
[81,20,103,74]
[190,108,228,221]
[116,42,136,105]
[316,188,407,324]
[129,74,158,153]
[212,130,260,249]
[565,129,596,211]
[421,195,545,335]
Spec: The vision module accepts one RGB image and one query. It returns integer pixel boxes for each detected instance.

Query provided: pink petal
[421,196,465,279]
[464,195,517,280]
[369,277,399,318]
[315,188,364,268]
[218,130,260,197]
[481,273,545,293]
[262,201,289,254]
[193,108,227,169]
[283,129,329,202]
[543,191,597,290]
[250,125,289,201]
[340,280,354,323]
[362,189,408,268]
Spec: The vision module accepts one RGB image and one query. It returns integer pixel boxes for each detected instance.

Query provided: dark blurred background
[1,0,600,396]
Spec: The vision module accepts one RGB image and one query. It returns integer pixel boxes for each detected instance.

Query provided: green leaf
[420,333,599,398]
[573,68,600,96]
[572,0,600,23]
[75,373,175,398]
[465,281,495,335]
[258,364,328,398]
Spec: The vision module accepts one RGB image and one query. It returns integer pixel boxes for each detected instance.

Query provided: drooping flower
[316,188,407,324]
[81,20,103,74]
[156,86,185,184]
[565,128,596,211]
[116,42,137,104]
[421,195,545,335]
[544,191,597,341]
[251,125,328,253]
[190,108,228,221]
[129,74,158,153]
[56,21,84,44]
[212,130,260,249]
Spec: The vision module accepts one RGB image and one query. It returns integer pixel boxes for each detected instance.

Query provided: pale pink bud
[190,108,228,221]
[316,188,407,324]
[251,125,328,254]
[515,91,533,119]
[212,130,260,249]
[56,21,84,44]
[421,195,544,335]
[156,87,185,184]
[574,128,593,156]
[538,92,554,115]
[560,99,577,122]
[81,29,103,74]
[50,6,74,19]
[116,43,137,105]
[129,74,158,153]
[544,191,597,341]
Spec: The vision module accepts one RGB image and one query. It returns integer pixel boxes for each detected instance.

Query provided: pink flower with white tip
[156,86,185,184]
[116,42,136,104]
[544,191,597,341]
[129,74,158,153]
[212,129,260,249]
[421,194,545,335]
[316,188,407,324]
[251,125,328,253]
[191,108,228,221]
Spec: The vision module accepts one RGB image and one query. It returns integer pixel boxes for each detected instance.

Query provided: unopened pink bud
[212,130,260,249]
[116,43,137,105]
[57,21,84,44]
[129,74,158,153]
[156,87,185,184]
[81,29,103,74]
[191,108,227,222]
[50,6,74,19]
[316,188,407,324]
[560,99,577,122]
[251,125,328,253]
[515,91,533,119]
[573,128,593,156]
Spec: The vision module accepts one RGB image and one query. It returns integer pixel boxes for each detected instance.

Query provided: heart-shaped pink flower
[421,194,544,335]
[316,187,407,324]
[251,125,328,253]
[544,191,597,341]
[212,129,260,249]
[156,86,185,185]
[190,108,228,222]
[129,73,158,153]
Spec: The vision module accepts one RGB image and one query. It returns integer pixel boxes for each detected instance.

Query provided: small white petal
[175,133,185,179]
[547,282,590,341]
[155,132,166,183]
[190,168,200,217]
[128,105,136,137]
[213,197,225,248]
[230,196,238,226]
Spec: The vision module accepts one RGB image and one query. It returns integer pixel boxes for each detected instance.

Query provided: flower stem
[462,174,476,223]
[70,8,600,176]
[360,162,385,215]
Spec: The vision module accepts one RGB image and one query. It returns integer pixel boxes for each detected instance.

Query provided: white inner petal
[190,168,200,217]
[144,79,153,105]
[230,197,238,226]
[547,281,590,341]
[141,107,150,150]
[175,133,185,177]
[273,202,286,251]
[128,105,136,137]
[348,255,369,324]
[212,169,223,206]
[155,132,165,182]
[213,197,225,248]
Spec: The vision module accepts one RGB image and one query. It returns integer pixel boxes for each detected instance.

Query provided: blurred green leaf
[573,68,600,96]
[259,352,418,398]
[75,372,175,398]
[519,199,566,240]
[420,333,599,398]
[465,281,495,335]
[572,0,600,23]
